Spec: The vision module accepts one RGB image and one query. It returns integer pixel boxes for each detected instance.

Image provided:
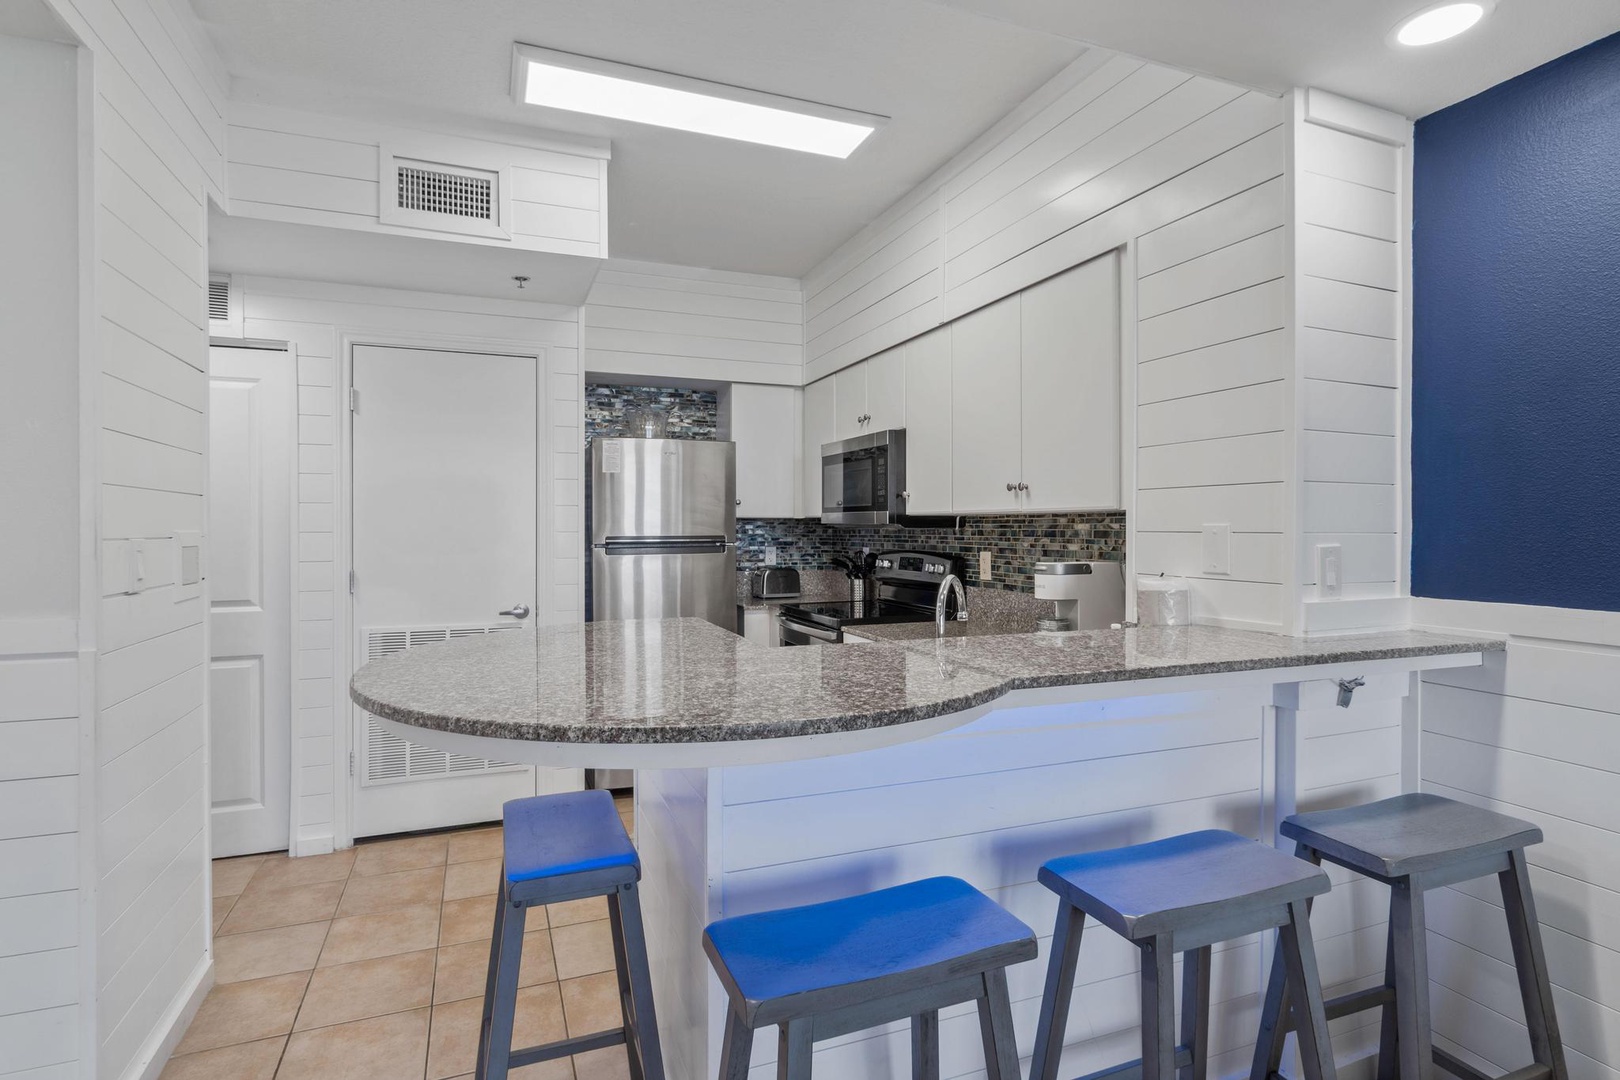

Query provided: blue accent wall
[1412,31,1620,611]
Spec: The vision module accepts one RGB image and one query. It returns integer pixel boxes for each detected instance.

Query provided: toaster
[751,567,801,598]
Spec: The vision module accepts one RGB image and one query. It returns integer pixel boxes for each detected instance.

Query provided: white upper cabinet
[833,362,867,441]
[863,346,905,433]
[900,327,951,515]
[1019,254,1120,511]
[725,383,801,519]
[801,376,836,518]
[950,294,1023,513]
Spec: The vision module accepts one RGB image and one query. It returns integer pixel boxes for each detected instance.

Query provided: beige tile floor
[164,797,638,1080]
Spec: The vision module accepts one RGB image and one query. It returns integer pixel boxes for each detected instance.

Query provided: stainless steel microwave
[821,429,905,525]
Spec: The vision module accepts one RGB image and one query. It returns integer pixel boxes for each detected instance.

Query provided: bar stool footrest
[1069,1044,1195,1080]
[1324,985,1396,1021]
[508,1028,627,1068]
[1434,1047,1551,1080]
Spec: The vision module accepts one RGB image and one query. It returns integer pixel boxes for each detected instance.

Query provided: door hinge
[348,386,359,413]
[348,569,357,595]
[348,751,355,777]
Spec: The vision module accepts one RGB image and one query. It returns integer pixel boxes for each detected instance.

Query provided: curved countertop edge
[350,676,1011,747]
[349,622,1504,762]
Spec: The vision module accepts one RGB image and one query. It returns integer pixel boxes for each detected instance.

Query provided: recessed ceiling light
[1392,2,1491,46]
[511,44,884,158]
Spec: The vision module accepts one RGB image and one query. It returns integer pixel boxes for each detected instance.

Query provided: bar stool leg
[1031,905,1086,1080]
[1142,936,1178,1080]
[1376,922,1399,1080]
[1278,899,1337,1080]
[608,889,644,1080]
[617,882,667,1080]
[1498,849,1569,1080]
[1252,843,1323,1080]
[476,873,510,1080]
[479,886,529,1080]
[912,1010,941,1080]
[1390,880,1433,1080]
[718,1007,754,1080]
[777,1018,813,1080]
[1181,946,1212,1080]
[978,968,1021,1080]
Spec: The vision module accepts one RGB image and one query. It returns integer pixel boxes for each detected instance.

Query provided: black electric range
[777,550,964,645]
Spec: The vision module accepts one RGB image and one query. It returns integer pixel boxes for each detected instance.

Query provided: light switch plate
[1316,543,1343,599]
[978,550,993,581]
[1201,524,1231,575]
[764,546,777,566]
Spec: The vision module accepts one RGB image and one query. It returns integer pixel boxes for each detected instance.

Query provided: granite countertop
[846,609,1053,641]
[351,617,1502,747]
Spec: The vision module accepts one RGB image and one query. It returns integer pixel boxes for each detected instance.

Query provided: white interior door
[208,344,295,857]
[350,344,544,838]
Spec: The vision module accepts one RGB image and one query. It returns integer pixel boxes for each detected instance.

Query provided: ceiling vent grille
[380,150,509,239]
[359,623,526,786]
[397,164,494,221]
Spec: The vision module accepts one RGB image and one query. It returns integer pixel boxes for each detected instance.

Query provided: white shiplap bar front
[635,655,1482,1080]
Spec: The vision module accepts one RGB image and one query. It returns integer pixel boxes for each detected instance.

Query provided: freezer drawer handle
[498,603,531,620]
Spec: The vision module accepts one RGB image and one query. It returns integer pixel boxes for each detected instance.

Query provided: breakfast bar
[350,620,1501,1080]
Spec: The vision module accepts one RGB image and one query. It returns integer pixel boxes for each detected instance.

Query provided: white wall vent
[207,272,242,337]
[359,623,526,786]
[379,146,511,240]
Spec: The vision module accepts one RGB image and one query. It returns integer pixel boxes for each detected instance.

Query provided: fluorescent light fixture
[512,44,883,158]
[1392,2,1490,46]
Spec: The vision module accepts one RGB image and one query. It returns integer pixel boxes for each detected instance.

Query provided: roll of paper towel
[1137,575,1190,626]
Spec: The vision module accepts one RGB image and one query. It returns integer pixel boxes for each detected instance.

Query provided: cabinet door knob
[735,499,742,506]
[1006,482,1016,492]
[1017,482,1029,491]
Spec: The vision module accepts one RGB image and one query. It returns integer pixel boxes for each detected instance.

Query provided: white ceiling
[189,0,1620,281]
[934,0,1620,119]
[189,0,1086,279]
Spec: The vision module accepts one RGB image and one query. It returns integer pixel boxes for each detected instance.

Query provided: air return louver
[208,275,231,322]
[359,623,526,785]
[396,164,493,220]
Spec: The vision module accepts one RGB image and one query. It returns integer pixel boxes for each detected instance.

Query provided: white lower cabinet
[723,383,801,519]
[740,607,779,646]
[801,375,836,518]
[900,327,951,514]
[951,294,1023,513]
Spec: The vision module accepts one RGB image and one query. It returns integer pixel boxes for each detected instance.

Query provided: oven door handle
[778,615,842,643]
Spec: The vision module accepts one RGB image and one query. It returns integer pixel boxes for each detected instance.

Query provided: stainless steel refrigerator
[590,437,737,633]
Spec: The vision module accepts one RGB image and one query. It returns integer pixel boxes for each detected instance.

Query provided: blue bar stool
[1030,830,1338,1080]
[703,876,1037,1080]
[1252,794,1567,1080]
[476,790,664,1080]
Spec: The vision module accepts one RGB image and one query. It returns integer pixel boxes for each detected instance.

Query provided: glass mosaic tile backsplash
[584,383,1126,597]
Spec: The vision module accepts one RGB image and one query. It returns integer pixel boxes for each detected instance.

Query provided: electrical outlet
[1201,524,1231,575]
[764,546,777,566]
[978,550,993,580]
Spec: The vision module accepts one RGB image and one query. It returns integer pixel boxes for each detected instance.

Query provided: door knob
[498,603,531,620]
[1006,482,1016,491]
[1017,482,1029,491]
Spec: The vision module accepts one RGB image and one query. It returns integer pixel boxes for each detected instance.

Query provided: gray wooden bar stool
[702,876,1036,1079]
[1030,830,1339,1080]
[476,790,664,1080]
[1252,793,1567,1080]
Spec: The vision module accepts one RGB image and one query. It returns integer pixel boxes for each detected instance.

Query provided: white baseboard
[1410,596,1620,647]
[292,832,336,857]
[1301,596,1412,635]
[124,955,212,1080]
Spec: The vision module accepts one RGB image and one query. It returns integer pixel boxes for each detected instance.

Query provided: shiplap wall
[232,276,584,854]
[1412,599,1620,1080]
[34,0,229,1075]
[582,259,803,385]
[641,681,1415,1080]
[226,103,609,259]
[1294,95,1407,616]
[0,655,82,1078]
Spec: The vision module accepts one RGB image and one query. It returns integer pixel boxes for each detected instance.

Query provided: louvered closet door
[350,344,543,838]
